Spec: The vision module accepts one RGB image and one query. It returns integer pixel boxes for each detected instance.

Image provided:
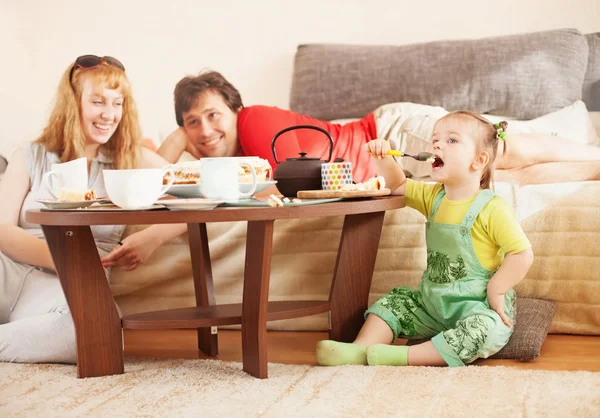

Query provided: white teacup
[103,168,175,209]
[199,158,257,200]
[41,157,88,199]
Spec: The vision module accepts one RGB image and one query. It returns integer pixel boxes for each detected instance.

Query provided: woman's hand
[101,230,161,271]
[487,290,513,328]
[363,139,391,159]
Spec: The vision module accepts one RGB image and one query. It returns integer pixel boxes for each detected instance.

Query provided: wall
[1,0,599,159]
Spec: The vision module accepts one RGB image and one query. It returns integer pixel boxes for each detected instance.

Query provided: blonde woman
[0,55,186,363]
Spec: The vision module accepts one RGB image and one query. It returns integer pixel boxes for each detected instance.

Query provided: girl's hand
[101,230,161,272]
[363,139,391,159]
[487,291,513,328]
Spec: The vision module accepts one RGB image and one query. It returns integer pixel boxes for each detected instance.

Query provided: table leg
[42,225,124,378]
[328,211,385,342]
[241,220,274,378]
[187,223,218,356]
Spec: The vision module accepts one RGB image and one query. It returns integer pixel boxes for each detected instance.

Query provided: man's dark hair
[174,70,243,127]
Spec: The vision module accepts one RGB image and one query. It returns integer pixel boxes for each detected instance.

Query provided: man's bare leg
[496,133,600,170]
[496,161,600,185]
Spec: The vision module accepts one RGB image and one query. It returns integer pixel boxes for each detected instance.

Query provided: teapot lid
[286,152,322,161]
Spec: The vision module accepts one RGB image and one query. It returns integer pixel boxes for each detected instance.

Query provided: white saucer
[159,198,226,210]
[167,181,277,199]
[92,204,165,211]
[238,180,277,195]
[36,198,109,210]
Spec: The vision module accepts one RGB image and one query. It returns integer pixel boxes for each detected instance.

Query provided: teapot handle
[271,125,334,164]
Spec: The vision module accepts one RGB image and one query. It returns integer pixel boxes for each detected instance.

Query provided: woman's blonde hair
[436,110,507,190]
[35,61,142,169]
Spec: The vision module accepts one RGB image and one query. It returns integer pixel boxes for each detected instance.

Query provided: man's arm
[157,128,191,163]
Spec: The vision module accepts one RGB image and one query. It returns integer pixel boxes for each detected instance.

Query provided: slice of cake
[163,161,201,185]
[238,158,272,183]
[58,187,97,202]
[164,158,273,185]
[341,176,386,192]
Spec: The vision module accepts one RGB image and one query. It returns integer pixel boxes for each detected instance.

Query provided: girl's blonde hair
[436,110,507,190]
[35,61,142,169]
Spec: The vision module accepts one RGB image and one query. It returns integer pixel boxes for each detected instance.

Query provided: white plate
[160,198,226,210]
[89,203,165,211]
[166,184,203,198]
[239,180,277,195]
[36,198,109,210]
[167,181,277,199]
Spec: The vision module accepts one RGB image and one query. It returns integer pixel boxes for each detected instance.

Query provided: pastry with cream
[58,187,97,202]
[238,158,272,183]
[341,176,386,192]
[163,161,201,185]
[163,158,272,185]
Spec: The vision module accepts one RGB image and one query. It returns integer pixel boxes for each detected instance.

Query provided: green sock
[366,344,409,366]
[316,340,367,366]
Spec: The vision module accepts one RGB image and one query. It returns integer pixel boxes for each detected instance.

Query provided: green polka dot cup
[321,162,353,190]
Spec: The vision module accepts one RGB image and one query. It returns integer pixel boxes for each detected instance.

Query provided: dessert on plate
[58,187,97,202]
[163,158,272,185]
[238,158,272,183]
[163,161,201,185]
[340,176,386,192]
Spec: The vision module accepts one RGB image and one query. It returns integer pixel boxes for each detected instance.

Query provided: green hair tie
[494,123,507,141]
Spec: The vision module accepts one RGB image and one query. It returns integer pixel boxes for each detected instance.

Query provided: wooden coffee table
[26,196,405,379]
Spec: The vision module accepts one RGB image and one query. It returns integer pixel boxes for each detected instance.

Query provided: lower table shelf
[121,300,331,329]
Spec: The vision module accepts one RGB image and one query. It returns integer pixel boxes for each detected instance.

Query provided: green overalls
[365,189,515,366]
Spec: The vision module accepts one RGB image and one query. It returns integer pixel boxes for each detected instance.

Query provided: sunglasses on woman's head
[69,55,126,81]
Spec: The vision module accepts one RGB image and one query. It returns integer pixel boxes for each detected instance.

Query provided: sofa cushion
[584,33,600,111]
[290,28,588,121]
[406,297,557,361]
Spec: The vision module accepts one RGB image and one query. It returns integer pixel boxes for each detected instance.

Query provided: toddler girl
[317,111,534,367]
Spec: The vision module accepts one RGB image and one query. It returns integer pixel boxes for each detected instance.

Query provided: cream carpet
[1,359,599,417]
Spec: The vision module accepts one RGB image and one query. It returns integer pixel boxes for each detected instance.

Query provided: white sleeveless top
[20,142,124,257]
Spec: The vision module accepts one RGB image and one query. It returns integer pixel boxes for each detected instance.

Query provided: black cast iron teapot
[271,125,334,197]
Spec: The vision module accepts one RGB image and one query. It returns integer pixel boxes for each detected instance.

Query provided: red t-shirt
[237,105,377,183]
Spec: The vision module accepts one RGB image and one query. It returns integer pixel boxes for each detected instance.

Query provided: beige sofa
[111,28,600,335]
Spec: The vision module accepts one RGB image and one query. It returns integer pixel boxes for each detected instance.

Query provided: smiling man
[156,70,378,183]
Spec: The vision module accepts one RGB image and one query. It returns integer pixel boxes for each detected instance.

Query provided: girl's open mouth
[432,156,444,170]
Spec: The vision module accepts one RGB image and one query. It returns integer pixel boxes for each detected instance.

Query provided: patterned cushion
[406,297,556,361]
[290,28,588,121]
